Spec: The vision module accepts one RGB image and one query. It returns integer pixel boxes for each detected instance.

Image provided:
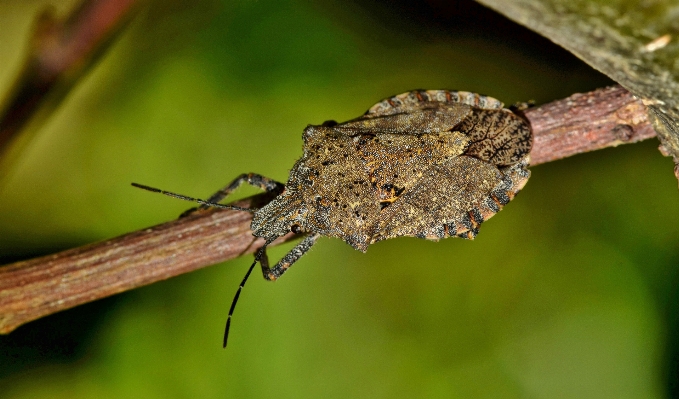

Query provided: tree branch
[524,85,656,164]
[0,0,139,179]
[0,85,658,334]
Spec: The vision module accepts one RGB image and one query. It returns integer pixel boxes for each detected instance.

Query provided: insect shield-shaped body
[134,90,532,346]
[252,89,531,254]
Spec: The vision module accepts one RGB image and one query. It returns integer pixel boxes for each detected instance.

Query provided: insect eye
[291,224,303,234]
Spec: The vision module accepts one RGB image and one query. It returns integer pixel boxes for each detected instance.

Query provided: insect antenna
[131,183,255,212]
[223,239,274,348]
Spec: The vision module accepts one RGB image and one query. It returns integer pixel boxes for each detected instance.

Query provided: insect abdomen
[366,90,505,116]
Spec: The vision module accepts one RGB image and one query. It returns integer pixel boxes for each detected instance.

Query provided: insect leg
[182,173,285,216]
[260,234,321,281]
[204,173,285,204]
[223,235,319,347]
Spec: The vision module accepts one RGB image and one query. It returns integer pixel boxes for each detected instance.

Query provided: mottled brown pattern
[251,90,532,253]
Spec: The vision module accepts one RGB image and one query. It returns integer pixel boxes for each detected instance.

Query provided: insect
[133,89,532,347]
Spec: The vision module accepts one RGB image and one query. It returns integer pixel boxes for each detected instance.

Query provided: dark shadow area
[324,0,613,88]
[665,256,679,399]
[0,295,121,380]
[0,245,124,380]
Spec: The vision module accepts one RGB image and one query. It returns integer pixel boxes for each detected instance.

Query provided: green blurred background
[0,0,677,398]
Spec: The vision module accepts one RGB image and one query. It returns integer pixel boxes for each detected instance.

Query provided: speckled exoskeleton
[134,89,532,346]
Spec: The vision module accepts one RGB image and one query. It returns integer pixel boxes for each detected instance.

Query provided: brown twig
[0,85,658,334]
[524,85,656,164]
[0,0,139,176]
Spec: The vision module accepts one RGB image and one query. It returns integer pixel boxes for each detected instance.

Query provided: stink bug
[133,89,532,347]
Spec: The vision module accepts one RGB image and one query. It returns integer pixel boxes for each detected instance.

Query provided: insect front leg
[259,234,321,281]
[205,173,285,204]
[182,173,285,216]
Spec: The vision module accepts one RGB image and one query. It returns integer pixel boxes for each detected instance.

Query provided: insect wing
[372,155,503,241]
[336,105,472,135]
